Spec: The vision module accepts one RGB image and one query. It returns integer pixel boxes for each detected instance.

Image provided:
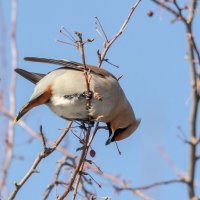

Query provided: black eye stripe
[113,126,129,139]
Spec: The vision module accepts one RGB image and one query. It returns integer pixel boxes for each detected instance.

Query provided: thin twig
[151,0,199,199]
[98,0,142,67]
[8,122,72,200]
[95,17,109,43]
[41,156,69,200]
[0,0,17,193]
[79,178,93,199]
[58,126,92,200]
[75,32,93,110]
[0,94,154,200]
[173,0,185,21]
[60,26,76,42]
[0,109,91,168]
[56,33,97,200]
[0,1,8,192]
[190,30,200,67]
[186,23,199,200]
[56,39,77,47]
[151,0,186,22]
[40,125,47,149]
[187,0,198,24]
[71,123,99,200]
[114,178,186,192]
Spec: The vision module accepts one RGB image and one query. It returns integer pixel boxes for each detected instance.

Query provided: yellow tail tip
[13,102,29,124]
[13,116,18,123]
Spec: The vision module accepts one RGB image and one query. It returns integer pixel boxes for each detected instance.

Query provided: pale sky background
[0,0,200,200]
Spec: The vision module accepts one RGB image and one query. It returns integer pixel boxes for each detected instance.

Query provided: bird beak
[105,127,128,145]
[105,132,114,145]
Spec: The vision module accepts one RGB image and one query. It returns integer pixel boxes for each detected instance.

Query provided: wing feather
[24,57,117,79]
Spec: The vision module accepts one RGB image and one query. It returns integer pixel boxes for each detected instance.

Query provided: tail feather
[14,85,52,123]
[14,102,31,123]
[15,68,45,84]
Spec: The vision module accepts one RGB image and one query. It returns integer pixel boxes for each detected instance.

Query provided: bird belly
[47,94,117,122]
[47,74,122,122]
[48,95,88,120]
[89,97,116,122]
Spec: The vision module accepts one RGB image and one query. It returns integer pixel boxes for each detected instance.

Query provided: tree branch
[41,156,69,200]
[71,123,99,200]
[151,0,199,199]
[1,108,154,200]
[57,127,91,199]
[0,0,17,193]
[75,32,93,110]
[187,0,198,24]
[186,23,199,200]
[151,0,178,16]
[8,122,72,200]
[97,0,142,67]
[114,178,186,192]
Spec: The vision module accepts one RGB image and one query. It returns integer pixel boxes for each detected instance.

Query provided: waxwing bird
[14,57,140,144]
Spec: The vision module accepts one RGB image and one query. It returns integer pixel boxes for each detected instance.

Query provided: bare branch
[0,2,7,94]
[71,123,99,200]
[151,0,186,23]
[58,123,99,200]
[190,33,200,68]
[98,0,142,67]
[114,178,186,192]
[1,108,154,200]
[0,0,17,193]
[185,4,199,199]
[187,0,198,24]
[57,128,91,199]
[0,109,95,169]
[151,0,199,199]
[75,32,93,110]
[41,156,69,200]
[0,2,169,199]
[60,26,76,43]
[8,122,72,200]
[39,125,47,149]
[56,39,77,47]
[186,24,199,200]
[151,0,179,17]
[95,17,109,43]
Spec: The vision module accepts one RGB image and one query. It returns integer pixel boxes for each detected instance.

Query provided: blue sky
[1,0,200,200]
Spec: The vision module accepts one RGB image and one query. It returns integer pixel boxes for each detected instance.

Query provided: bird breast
[43,69,124,122]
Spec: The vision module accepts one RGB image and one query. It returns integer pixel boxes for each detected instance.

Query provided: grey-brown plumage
[15,57,140,144]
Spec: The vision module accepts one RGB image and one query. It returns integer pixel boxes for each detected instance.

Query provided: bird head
[105,118,141,145]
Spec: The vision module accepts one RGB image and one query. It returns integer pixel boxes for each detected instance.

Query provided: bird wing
[24,57,117,79]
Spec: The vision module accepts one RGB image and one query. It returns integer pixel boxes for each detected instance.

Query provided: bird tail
[14,85,52,123]
[14,102,31,123]
[15,68,45,84]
